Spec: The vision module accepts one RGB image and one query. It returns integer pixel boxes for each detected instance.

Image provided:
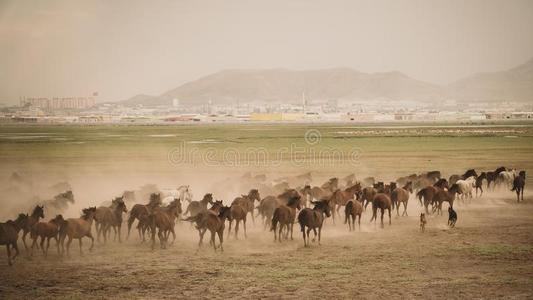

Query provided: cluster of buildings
[1,95,532,124]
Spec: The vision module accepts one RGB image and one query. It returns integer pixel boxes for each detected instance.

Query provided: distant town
[0,93,531,124]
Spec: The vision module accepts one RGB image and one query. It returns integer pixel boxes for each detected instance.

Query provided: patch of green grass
[469,244,533,258]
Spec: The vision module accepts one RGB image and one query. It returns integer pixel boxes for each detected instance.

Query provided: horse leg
[217,230,224,252]
[127,216,135,240]
[357,215,361,230]
[117,224,122,243]
[45,238,51,257]
[318,226,322,245]
[243,218,247,239]
[66,236,73,257]
[227,220,233,239]
[302,227,307,247]
[388,208,392,225]
[290,222,294,240]
[22,230,29,251]
[380,209,384,228]
[158,229,165,249]
[6,245,12,266]
[170,228,176,245]
[278,225,283,243]
[78,238,83,256]
[235,220,240,240]
[210,231,216,251]
[199,228,206,247]
[306,228,312,247]
[40,236,46,255]
[95,222,101,242]
[312,228,318,243]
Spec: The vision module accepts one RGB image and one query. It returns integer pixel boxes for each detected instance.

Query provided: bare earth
[1,193,532,299]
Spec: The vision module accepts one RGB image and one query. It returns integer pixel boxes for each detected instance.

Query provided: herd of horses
[0,166,526,266]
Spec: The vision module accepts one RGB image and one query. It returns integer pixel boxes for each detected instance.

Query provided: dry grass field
[0,123,532,299]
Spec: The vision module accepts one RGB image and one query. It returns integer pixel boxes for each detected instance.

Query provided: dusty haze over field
[1,0,533,104]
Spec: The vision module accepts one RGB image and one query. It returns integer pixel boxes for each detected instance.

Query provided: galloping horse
[127,193,162,240]
[297,200,331,247]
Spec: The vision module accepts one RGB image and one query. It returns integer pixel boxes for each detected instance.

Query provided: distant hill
[448,58,533,102]
[118,58,533,106]
[119,68,445,106]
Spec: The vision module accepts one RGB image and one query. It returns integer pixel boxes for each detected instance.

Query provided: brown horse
[30,215,64,257]
[185,193,214,217]
[95,197,128,243]
[59,207,97,257]
[21,205,45,251]
[127,193,162,240]
[0,214,27,266]
[432,184,459,215]
[391,182,412,216]
[361,186,377,210]
[271,195,302,242]
[231,189,261,224]
[328,183,362,223]
[511,171,526,202]
[370,193,392,227]
[228,203,248,239]
[297,200,331,247]
[416,186,439,214]
[475,172,487,197]
[257,196,278,230]
[185,206,232,252]
[149,199,181,250]
[344,199,363,231]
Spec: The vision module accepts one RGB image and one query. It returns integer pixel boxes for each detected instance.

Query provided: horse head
[32,205,45,219]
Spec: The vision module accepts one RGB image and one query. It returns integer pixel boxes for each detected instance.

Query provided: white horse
[177,185,193,203]
[455,176,476,203]
[497,170,516,189]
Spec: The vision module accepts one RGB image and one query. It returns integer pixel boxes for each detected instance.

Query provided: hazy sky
[1,0,533,104]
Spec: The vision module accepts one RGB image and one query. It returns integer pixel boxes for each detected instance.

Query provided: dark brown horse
[297,200,331,247]
[149,199,181,250]
[344,199,363,231]
[127,193,162,240]
[370,193,392,227]
[257,195,278,230]
[30,215,64,257]
[21,205,45,250]
[231,189,261,224]
[95,197,128,243]
[433,178,449,189]
[487,166,507,190]
[271,195,302,242]
[185,193,214,217]
[416,186,439,214]
[475,172,487,197]
[511,171,526,202]
[59,207,97,257]
[0,214,27,266]
[391,182,412,216]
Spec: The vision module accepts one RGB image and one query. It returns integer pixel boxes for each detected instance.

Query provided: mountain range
[119,57,533,106]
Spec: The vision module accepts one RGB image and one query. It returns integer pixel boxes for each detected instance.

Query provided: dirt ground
[1,192,532,299]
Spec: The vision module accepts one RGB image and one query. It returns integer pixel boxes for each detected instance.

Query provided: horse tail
[345,201,353,224]
[297,210,306,232]
[416,189,424,201]
[270,208,279,232]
